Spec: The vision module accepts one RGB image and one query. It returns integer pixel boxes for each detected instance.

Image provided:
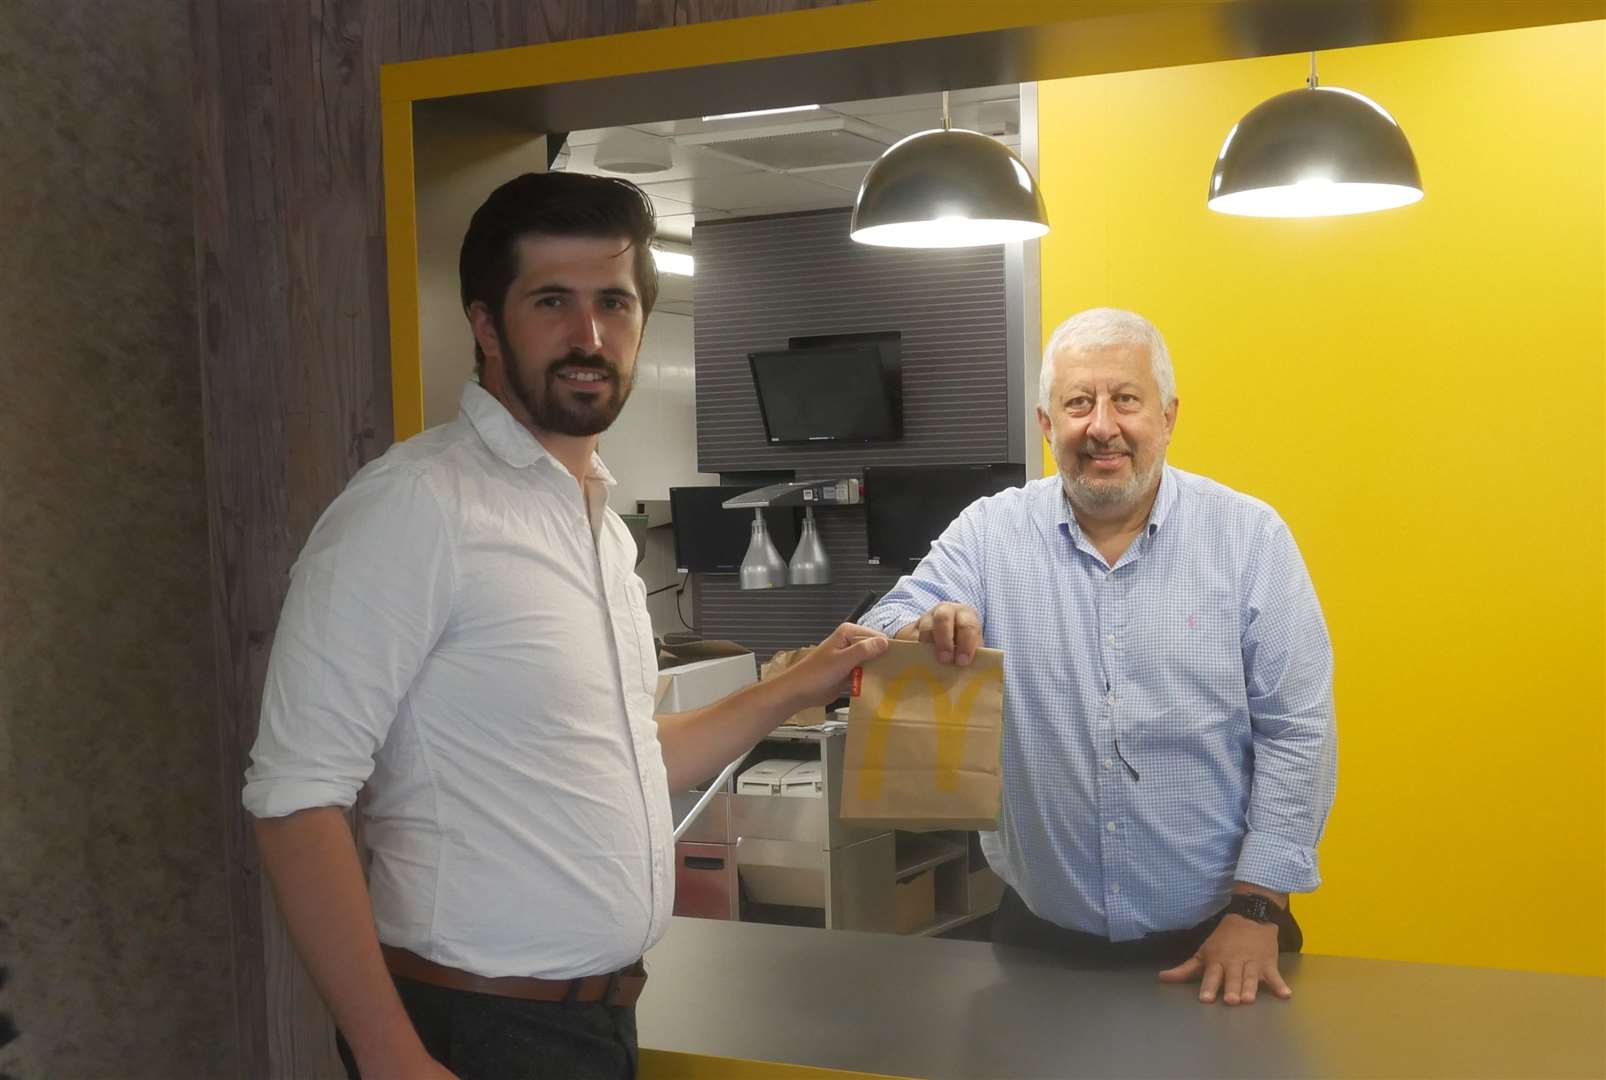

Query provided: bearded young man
[861,307,1336,1007]
[244,172,886,1080]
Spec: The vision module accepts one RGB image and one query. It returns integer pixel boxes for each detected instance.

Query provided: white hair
[1038,307,1176,411]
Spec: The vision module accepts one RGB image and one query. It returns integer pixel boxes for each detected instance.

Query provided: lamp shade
[739,510,787,590]
[1208,86,1423,217]
[786,507,831,586]
[851,128,1049,248]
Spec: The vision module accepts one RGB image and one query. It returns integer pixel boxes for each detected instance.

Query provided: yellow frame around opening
[379,0,1597,439]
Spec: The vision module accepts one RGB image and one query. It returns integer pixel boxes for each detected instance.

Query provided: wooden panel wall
[189,2,859,1077]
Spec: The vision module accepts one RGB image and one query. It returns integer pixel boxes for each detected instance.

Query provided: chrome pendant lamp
[738,509,788,590]
[851,91,1049,248]
[1209,53,1423,218]
[786,505,831,586]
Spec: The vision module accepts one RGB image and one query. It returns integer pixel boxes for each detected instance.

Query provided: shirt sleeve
[860,499,990,637]
[242,463,455,819]
[1233,515,1337,894]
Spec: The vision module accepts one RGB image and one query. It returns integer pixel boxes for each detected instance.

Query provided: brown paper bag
[759,646,827,727]
[840,639,1005,831]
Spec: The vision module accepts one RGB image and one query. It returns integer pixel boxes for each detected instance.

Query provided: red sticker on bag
[850,667,863,697]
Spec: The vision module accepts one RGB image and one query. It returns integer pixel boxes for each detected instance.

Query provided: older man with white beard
[861,307,1335,1007]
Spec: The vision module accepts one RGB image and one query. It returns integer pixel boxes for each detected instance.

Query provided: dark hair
[459,172,659,374]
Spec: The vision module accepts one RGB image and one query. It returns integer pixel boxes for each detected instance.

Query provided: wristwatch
[1225,892,1288,928]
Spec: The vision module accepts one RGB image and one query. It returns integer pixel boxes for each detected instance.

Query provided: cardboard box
[894,869,936,934]
[654,652,757,714]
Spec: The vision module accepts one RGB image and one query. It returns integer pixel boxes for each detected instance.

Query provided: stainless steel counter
[639,916,1606,1079]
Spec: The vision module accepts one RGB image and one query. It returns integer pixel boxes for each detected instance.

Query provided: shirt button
[1102,759,1113,769]
[1106,693,1115,706]
[1106,821,1118,833]
[1112,883,1122,894]
[1106,633,1116,645]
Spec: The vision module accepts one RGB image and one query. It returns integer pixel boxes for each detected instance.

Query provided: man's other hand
[1157,915,1292,1005]
[896,602,982,665]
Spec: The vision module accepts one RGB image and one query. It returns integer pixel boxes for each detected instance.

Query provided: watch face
[1236,895,1272,921]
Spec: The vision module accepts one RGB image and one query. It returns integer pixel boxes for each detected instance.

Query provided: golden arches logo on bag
[856,663,1003,800]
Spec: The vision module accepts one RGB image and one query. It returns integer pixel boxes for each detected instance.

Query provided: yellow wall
[1038,21,1605,977]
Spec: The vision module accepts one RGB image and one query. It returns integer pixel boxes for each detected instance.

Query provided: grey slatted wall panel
[694,208,1009,474]
[691,209,1012,659]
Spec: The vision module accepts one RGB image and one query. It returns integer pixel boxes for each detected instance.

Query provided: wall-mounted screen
[669,486,799,574]
[863,463,1026,571]
[747,331,902,445]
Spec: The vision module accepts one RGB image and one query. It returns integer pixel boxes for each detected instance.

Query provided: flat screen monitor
[669,487,799,574]
[864,463,1026,571]
[747,332,902,445]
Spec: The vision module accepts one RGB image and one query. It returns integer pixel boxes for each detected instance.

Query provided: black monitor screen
[864,464,1026,571]
[669,487,799,574]
[748,346,901,444]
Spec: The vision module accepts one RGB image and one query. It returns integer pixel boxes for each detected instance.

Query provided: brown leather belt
[381,945,647,1007]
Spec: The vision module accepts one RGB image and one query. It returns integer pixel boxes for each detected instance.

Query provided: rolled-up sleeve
[242,464,455,819]
[861,500,990,637]
[1234,517,1337,894]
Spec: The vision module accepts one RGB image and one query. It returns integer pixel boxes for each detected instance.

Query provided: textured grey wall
[0,3,235,1077]
[692,209,1012,659]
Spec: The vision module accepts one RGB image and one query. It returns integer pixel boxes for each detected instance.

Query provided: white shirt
[243,382,673,979]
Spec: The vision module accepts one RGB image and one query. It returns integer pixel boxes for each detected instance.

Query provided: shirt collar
[1041,464,1178,540]
[459,381,616,487]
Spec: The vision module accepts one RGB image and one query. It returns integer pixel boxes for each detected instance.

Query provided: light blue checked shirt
[862,466,1336,941]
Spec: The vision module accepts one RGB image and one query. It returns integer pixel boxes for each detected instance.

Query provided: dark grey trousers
[991,886,1303,967]
[336,975,637,1080]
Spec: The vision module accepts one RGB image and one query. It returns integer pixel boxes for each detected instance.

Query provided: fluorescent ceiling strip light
[701,104,820,121]
[651,247,694,276]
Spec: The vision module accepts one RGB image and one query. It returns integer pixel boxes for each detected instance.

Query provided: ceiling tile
[854,107,1019,145]
[792,162,871,193]
[638,171,851,214]
[555,86,1019,226]
[659,106,848,141]
[828,85,1020,116]
[645,193,694,218]
[558,139,752,184]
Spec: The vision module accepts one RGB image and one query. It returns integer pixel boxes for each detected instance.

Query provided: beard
[1063,439,1165,513]
[501,334,634,438]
